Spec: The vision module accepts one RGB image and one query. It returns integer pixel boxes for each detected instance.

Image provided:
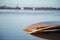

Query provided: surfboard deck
[24,21,60,34]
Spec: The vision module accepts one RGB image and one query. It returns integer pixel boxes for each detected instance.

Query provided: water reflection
[31,32,60,40]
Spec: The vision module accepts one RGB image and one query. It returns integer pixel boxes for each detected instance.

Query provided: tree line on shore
[0,5,60,10]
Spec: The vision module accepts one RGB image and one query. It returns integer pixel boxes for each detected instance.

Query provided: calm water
[0,11,60,40]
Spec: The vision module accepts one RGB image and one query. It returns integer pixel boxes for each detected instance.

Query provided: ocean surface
[0,11,60,40]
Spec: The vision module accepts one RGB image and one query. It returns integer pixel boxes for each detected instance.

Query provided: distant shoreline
[0,9,60,12]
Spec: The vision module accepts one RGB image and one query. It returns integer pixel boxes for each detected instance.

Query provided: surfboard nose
[23,24,41,32]
[24,27,30,32]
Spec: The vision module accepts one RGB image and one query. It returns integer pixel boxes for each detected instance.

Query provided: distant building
[0,5,7,9]
[24,7,33,10]
[56,8,60,10]
[0,5,21,9]
[35,7,56,10]
[16,5,21,9]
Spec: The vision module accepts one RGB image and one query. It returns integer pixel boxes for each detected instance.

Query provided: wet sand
[31,31,60,40]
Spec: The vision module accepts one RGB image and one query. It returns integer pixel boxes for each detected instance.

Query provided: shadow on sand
[31,31,60,40]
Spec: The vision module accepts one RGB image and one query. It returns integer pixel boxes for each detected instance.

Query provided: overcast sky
[0,0,60,7]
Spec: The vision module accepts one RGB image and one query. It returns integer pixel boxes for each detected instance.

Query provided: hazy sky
[0,0,60,7]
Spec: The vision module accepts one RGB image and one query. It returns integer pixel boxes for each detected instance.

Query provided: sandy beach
[0,9,60,12]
